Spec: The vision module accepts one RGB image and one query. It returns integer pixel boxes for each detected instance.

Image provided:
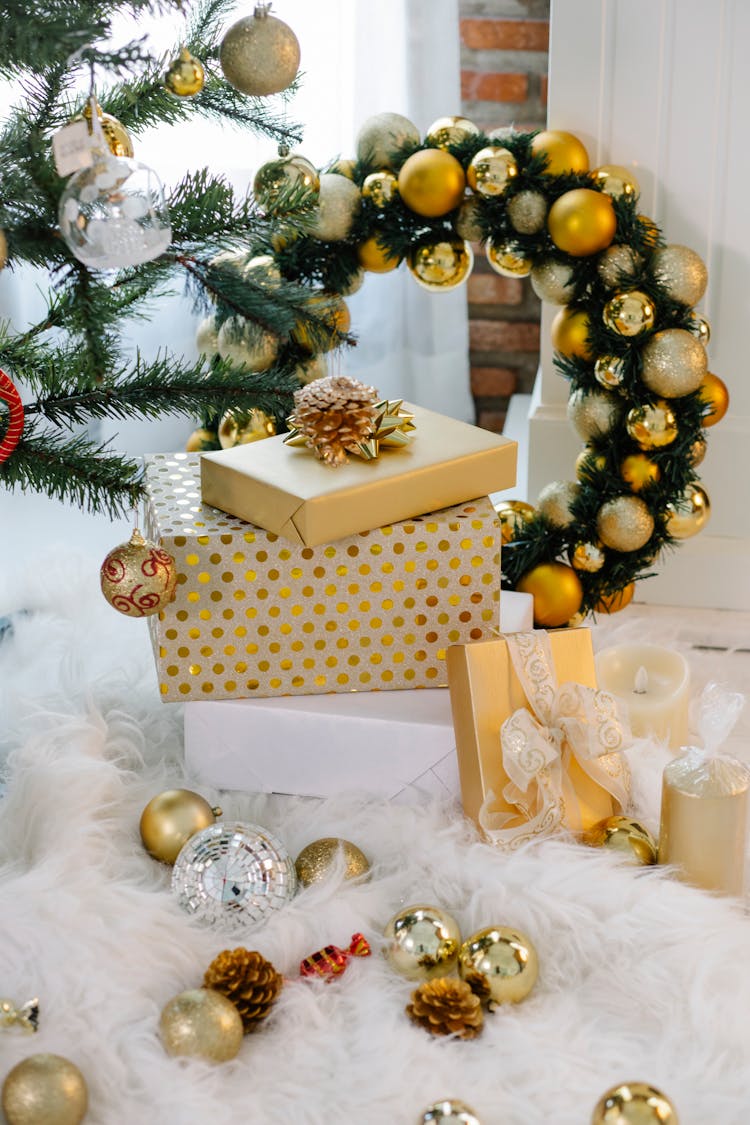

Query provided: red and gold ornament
[300,933,371,980]
[0,369,24,464]
[100,528,177,617]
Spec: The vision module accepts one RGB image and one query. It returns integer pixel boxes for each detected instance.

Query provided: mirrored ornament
[73,100,133,158]
[310,172,361,240]
[665,483,711,539]
[454,197,484,242]
[295,837,370,886]
[640,328,707,396]
[507,189,548,234]
[620,453,661,492]
[486,238,531,277]
[567,388,621,441]
[687,436,707,467]
[220,5,300,96]
[602,290,655,336]
[408,239,473,291]
[172,821,297,926]
[597,244,642,289]
[649,243,707,306]
[140,789,221,865]
[584,815,658,865]
[253,154,319,213]
[164,46,205,97]
[159,989,243,1063]
[2,1055,88,1125]
[466,145,518,197]
[594,355,627,390]
[218,407,276,448]
[570,540,605,572]
[356,112,421,170]
[593,163,640,200]
[361,171,399,209]
[383,904,461,981]
[591,1081,678,1125]
[530,258,575,304]
[185,427,218,452]
[425,116,480,148]
[494,499,536,544]
[419,1100,482,1125]
[626,400,678,449]
[458,926,539,1007]
[217,316,279,372]
[100,528,176,617]
[692,314,711,346]
[596,495,655,552]
[538,479,580,528]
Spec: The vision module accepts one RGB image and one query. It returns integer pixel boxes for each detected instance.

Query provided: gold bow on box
[284,397,416,463]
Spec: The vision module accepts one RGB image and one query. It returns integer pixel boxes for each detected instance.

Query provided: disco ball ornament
[220,4,300,96]
[466,145,518,197]
[407,239,473,291]
[425,116,480,149]
[458,925,539,1007]
[172,822,297,926]
[100,529,177,617]
[383,904,461,981]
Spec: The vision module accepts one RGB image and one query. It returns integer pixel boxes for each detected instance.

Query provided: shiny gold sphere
[531,129,589,175]
[576,447,607,477]
[425,115,480,149]
[397,149,466,218]
[530,258,575,304]
[454,197,484,242]
[76,101,134,158]
[700,371,729,426]
[594,355,627,390]
[458,926,539,1007]
[649,244,708,306]
[602,290,656,336]
[185,427,219,452]
[220,10,300,96]
[597,245,642,289]
[383,904,461,981]
[584,815,658,865]
[292,292,350,352]
[357,235,400,273]
[620,453,661,492]
[361,171,399,209]
[507,189,548,234]
[356,112,420,170]
[570,540,606,572]
[217,316,279,372]
[295,837,371,886]
[140,788,221,865]
[2,1054,88,1125]
[310,173,361,241]
[595,582,636,615]
[692,314,711,346]
[551,307,592,359]
[548,188,616,257]
[494,499,536,544]
[538,480,580,528]
[218,407,277,448]
[593,164,640,200]
[419,1100,482,1125]
[485,239,531,278]
[567,388,621,442]
[253,154,319,213]
[665,483,711,539]
[591,1081,679,1125]
[164,46,205,97]
[596,495,655,552]
[517,562,583,628]
[626,401,678,449]
[467,145,518,197]
[160,989,243,1063]
[408,239,473,291]
[640,329,707,397]
[688,436,707,467]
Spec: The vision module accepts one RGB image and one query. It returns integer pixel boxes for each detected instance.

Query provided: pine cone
[406,976,484,1040]
[289,375,378,466]
[203,948,283,1033]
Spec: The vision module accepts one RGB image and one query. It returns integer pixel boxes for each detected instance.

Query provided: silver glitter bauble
[217,316,278,372]
[356,112,420,169]
[538,480,580,527]
[596,495,655,552]
[310,173,361,241]
[567,388,621,441]
[649,244,708,306]
[597,244,642,288]
[507,189,548,234]
[196,317,219,357]
[640,328,707,397]
[454,198,484,242]
[530,258,575,304]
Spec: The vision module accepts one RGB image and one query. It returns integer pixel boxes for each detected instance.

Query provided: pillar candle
[594,643,690,748]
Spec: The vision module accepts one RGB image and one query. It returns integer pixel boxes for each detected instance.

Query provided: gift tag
[52,120,95,177]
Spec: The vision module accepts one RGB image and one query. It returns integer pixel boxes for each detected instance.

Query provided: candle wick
[633,666,649,695]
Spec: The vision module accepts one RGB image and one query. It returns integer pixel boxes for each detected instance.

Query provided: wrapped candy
[300,933,371,980]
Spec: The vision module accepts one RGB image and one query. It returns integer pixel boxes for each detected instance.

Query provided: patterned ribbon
[0,369,24,464]
[479,631,631,850]
[299,933,371,980]
[0,997,39,1033]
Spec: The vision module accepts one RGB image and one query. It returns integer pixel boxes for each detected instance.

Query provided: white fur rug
[1,552,750,1125]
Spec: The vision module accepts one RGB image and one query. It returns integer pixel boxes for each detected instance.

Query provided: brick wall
[459,0,550,433]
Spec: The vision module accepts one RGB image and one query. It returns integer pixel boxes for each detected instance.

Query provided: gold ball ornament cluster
[591,1082,679,1125]
[2,1055,88,1125]
[140,788,221,864]
[220,4,300,96]
[383,904,461,981]
[159,989,244,1063]
[100,529,177,618]
[295,837,371,886]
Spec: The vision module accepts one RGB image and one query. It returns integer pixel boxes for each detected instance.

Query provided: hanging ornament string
[0,369,24,465]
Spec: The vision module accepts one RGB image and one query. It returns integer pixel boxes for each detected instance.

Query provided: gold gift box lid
[200,402,517,547]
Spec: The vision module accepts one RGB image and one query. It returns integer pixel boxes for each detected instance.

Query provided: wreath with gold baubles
[198,113,726,629]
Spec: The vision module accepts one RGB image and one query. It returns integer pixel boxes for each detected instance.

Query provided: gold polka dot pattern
[144,454,502,701]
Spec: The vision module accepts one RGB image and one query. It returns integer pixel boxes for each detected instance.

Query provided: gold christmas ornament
[295,837,371,886]
[665,483,711,539]
[100,528,177,617]
[292,292,350,353]
[538,479,580,527]
[185,427,218,452]
[310,173,361,241]
[591,1081,679,1125]
[243,254,282,284]
[640,328,707,397]
[164,46,205,97]
[383,904,461,981]
[594,355,627,391]
[357,236,400,273]
[507,189,548,234]
[217,316,279,372]
[355,112,421,169]
[361,171,399,209]
[139,788,221,865]
[620,453,661,492]
[330,158,356,180]
[160,989,244,1063]
[75,99,134,158]
[570,540,606,573]
[338,268,365,297]
[458,926,539,1007]
[220,4,300,96]
[406,977,484,1040]
[638,214,661,248]
[425,115,480,149]
[253,154,319,213]
[466,145,518,197]
[196,316,219,357]
[649,243,708,306]
[596,495,655,552]
[595,582,636,615]
[626,400,678,449]
[408,239,473,291]
[530,258,575,304]
[530,129,589,174]
[203,948,283,1033]
[547,188,617,257]
[294,354,328,385]
[517,562,583,627]
[485,239,531,278]
[567,387,621,441]
[700,371,729,426]
[0,229,7,269]
[419,1101,482,1125]
[584,815,658,865]
[593,164,640,200]
[597,245,642,289]
[693,314,711,346]
[454,198,484,242]
[218,407,277,448]
[1,1055,88,1125]
[494,499,536,544]
[551,307,592,359]
[602,290,656,336]
[397,149,466,218]
[575,448,607,477]
[688,436,707,467]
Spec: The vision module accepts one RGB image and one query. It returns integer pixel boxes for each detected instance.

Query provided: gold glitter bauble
[217,316,279,372]
[593,164,640,200]
[466,145,518,197]
[538,480,580,528]
[494,499,536,544]
[253,154,319,213]
[584,815,658,865]
[419,1100,482,1125]
[531,129,589,174]
[220,7,300,96]
[700,371,729,426]
[356,112,420,169]
[570,540,606,572]
[454,197,484,242]
[383,904,461,981]
[620,453,661,492]
[160,989,243,1063]
[649,243,707,306]
[398,149,466,218]
[2,1054,88,1125]
[596,495,654,552]
[595,582,636,614]
[295,354,328,385]
[357,236,400,273]
[551,307,592,359]
[218,407,276,448]
[76,101,134,158]
[507,189,548,234]
[567,388,621,441]
[548,188,616,257]
[408,239,473,291]
[665,483,711,539]
[196,315,219,357]
[517,562,583,627]
[310,173,361,241]
[425,116,480,149]
[140,788,221,865]
[693,314,711,346]
[295,837,371,886]
[361,171,399,209]
[640,328,707,397]
[292,293,350,352]
[485,239,531,278]
[688,436,707,466]
[594,355,627,390]
[100,528,177,618]
[626,400,678,449]
[458,926,539,1007]
[530,258,575,304]
[602,290,655,336]
[164,46,205,97]
[597,245,642,289]
[591,1081,679,1125]
[186,427,218,452]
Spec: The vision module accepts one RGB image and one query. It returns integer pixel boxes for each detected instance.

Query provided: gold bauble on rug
[602,290,656,336]
[164,46,205,97]
[361,171,399,209]
[699,371,729,426]
[356,112,421,169]
[357,235,400,273]
[550,307,592,359]
[218,407,276,448]
[466,145,517,197]
[185,427,218,452]
[626,400,678,449]
[597,245,642,289]
[494,499,536,544]
[2,1054,88,1125]
[530,129,589,174]
[397,149,466,217]
[75,100,133,158]
[295,837,371,886]
[596,495,655,552]
[426,115,479,148]
[591,1081,679,1125]
[649,244,708,306]
[517,562,583,627]
[567,388,621,441]
[595,582,636,615]
[220,5,300,95]
[593,164,640,200]
[640,328,707,397]
[620,453,661,492]
[253,154,319,213]
[530,258,575,304]
[570,540,606,573]
[594,355,627,390]
[584,815,658,865]
[310,173,361,241]
[419,1100,482,1125]
[100,529,177,618]
[507,189,548,233]
[485,239,531,278]
[408,239,473,291]
[160,989,243,1063]
[458,926,539,1007]
[665,483,711,539]
[217,316,279,372]
[548,188,617,257]
[140,788,221,864]
[383,904,461,981]
[538,480,580,527]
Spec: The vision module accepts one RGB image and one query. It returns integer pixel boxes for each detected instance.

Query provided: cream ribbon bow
[479,631,631,850]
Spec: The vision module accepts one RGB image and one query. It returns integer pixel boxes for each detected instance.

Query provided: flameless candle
[594,643,690,748]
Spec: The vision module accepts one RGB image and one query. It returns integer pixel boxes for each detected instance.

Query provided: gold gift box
[200,402,517,547]
[144,454,502,702]
[447,629,621,836]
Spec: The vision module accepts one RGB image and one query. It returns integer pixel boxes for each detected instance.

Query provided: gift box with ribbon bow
[447,629,631,847]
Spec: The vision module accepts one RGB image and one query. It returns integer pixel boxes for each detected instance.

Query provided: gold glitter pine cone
[406,976,484,1040]
[203,948,283,1033]
[288,374,378,467]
